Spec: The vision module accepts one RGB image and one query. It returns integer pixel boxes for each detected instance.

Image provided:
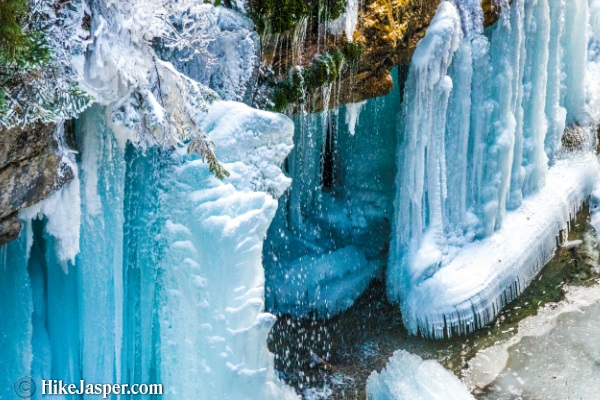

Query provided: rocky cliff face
[253,0,501,113]
[0,122,74,245]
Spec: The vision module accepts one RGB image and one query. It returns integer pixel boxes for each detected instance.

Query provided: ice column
[388,1,462,297]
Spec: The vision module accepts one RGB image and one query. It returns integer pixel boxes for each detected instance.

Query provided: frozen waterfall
[264,0,600,334]
[388,0,600,338]
[0,103,299,400]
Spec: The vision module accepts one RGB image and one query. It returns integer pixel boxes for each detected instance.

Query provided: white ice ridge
[366,350,475,400]
[402,153,600,338]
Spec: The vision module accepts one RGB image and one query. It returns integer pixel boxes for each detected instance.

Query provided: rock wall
[0,122,74,245]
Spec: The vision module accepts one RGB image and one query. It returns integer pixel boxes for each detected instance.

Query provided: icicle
[544,0,567,161]
[345,100,367,136]
[562,0,590,124]
[388,1,462,297]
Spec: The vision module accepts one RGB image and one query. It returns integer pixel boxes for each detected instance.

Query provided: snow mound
[161,100,298,399]
[200,101,293,198]
[366,350,474,400]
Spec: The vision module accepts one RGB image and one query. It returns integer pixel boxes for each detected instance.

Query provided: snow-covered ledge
[401,153,600,338]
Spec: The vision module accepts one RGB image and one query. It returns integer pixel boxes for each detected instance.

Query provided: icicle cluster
[388,0,600,338]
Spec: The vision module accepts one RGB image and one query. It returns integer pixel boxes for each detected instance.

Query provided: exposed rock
[0,212,21,246]
[0,122,74,246]
[561,125,593,152]
[255,0,503,113]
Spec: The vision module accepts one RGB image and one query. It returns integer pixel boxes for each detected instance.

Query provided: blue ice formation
[388,0,600,337]
[265,0,600,340]
[0,103,299,400]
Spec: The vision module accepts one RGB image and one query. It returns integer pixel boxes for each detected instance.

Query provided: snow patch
[366,350,474,400]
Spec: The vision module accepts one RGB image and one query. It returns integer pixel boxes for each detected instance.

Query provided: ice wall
[264,74,401,317]
[388,0,600,338]
[0,102,298,400]
[159,101,297,399]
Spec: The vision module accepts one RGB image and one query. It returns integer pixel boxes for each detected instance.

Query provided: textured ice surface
[265,72,400,317]
[403,153,600,337]
[366,350,474,400]
[159,100,297,399]
[269,246,380,316]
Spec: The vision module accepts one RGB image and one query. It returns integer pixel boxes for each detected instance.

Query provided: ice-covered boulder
[366,350,474,400]
[268,246,381,317]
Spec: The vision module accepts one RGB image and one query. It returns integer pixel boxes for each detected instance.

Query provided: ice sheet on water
[366,350,474,400]
[463,284,600,398]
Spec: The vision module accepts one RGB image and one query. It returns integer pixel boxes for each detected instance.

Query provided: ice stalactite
[329,0,360,42]
[388,0,600,338]
[76,106,127,389]
[345,100,367,136]
[387,1,463,306]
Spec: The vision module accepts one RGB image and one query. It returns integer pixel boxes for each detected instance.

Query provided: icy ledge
[402,152,600,338]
